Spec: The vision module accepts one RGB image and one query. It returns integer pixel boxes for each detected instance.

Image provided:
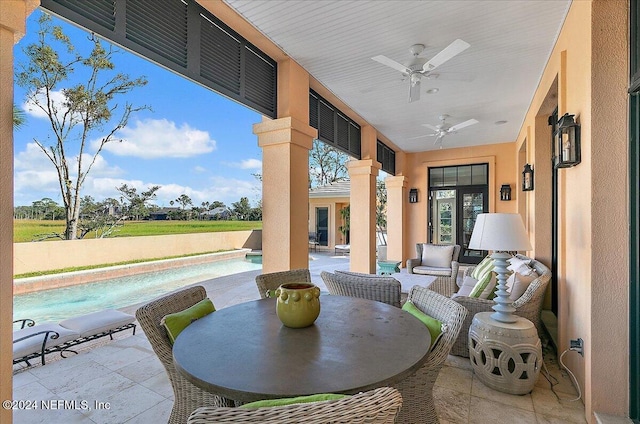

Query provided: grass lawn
[14,219,262,243]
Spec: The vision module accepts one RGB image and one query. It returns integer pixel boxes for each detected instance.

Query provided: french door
[428,164,489,264]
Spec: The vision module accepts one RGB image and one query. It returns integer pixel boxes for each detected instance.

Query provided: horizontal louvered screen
[377,140,396,175]
[126,1,188,67]
[200,18,241,94]
[52,0,115,30]
[41,0,277,118]
[309,90,361,159]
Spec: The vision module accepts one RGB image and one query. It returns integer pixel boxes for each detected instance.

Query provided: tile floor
[11,252,586,423]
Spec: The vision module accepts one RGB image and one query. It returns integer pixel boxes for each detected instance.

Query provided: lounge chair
[13,309,136,366]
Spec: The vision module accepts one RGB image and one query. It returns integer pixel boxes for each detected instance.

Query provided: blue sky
[13,10,263,208]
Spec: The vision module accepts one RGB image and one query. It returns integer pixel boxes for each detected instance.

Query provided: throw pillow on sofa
[506,271,539,300]
[420,244,455,268]
[452,275,477,298]
[469,256,494,298]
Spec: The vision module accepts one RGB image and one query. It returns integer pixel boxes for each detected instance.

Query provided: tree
[77,195,124,239]
[16,14,148,240]
[231,197,252,221]
[117,184,160,220]
[338,205,350,244]
[175,194,193,220]
[13,104,26,129]
[309,139,350,188]
[376,180,387,245]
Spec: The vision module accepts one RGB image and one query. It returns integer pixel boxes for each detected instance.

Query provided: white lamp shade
[468,213,532,252]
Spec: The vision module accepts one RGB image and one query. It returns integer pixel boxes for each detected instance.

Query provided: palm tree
[13,104,26,129]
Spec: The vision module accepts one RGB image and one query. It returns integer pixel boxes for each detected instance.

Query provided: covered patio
[10,254,585,424]
[0,1,634,423]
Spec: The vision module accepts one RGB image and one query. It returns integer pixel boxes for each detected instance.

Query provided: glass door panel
[316,207,329,246]
[431,191,456,244]
[458,187,488,264]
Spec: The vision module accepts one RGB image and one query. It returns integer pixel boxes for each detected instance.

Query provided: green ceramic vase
[274,283,321,328]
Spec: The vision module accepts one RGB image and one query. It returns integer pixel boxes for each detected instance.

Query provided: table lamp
[468,213,532,323]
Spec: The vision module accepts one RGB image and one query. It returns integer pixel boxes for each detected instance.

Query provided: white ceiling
[222,0,571,153]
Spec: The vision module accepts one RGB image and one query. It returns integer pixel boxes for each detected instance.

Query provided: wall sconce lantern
[522,164,534,191]
[500,184,512,201]
[553,113,581,168]
[409,188,418,203]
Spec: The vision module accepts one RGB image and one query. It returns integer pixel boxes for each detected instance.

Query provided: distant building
[308,180,350,251]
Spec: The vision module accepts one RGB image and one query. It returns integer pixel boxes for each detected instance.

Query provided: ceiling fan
[372,39,470,102]
[411,114,479,148]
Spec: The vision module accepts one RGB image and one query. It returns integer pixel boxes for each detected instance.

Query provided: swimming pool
[13,258,261,324]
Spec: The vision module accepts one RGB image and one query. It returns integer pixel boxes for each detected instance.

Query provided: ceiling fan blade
[409,77,421,102]
[449,118,479,132]
[407,134,433,140]
[372,55,411,74]
[422,39,470,72]
[434,135,444,146]
[421,123,439,131]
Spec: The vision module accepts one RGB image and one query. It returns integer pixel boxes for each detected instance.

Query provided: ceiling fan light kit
[372,39,470,103]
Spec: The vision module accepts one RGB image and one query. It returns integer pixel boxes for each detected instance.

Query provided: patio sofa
[13,309,136,366]
[429,255,551,357]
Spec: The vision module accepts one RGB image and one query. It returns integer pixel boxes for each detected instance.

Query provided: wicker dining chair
[321,270,402,308]
[393,285,468,424]
[135,286,234,424]
[186,386,402,424]
[255,268,311,299]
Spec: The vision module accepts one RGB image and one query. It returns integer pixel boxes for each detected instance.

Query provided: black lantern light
[553,113,581,168]
[409,188,418,203]
[522,164,534,191]
[500,184,512,201]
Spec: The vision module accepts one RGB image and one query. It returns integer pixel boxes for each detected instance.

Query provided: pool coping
[13,249,252,295]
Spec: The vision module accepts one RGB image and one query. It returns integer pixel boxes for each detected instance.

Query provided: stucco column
[254,117,315,273]
[347,159,380,273]
[385,175,408,266]
[1,2,38,422]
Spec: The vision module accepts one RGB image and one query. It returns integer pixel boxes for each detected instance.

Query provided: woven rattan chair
[432,256,551,357]
[321,270,402,308]
[135,286,234,424]
[393,286,467,424]
[186,386,402,424]
[406,244,461,279]
[255,268,312,299]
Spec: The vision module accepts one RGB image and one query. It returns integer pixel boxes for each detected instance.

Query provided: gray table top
[173,295,431,403]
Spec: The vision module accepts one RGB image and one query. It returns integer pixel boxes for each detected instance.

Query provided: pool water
[13,258,261,324]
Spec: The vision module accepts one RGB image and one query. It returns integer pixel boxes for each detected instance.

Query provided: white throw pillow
[507,261,538,277]
[420,244,455,268]
[452,275,477,298]
[507,272,538,300]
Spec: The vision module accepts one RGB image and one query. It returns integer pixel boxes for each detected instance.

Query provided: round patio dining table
[173,294,431,403]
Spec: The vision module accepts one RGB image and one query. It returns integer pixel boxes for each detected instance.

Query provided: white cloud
[97,118,216,159]
[22,89,71,121]
[193,166,207,173]
[14,142,124,203]
[226,158,262,170]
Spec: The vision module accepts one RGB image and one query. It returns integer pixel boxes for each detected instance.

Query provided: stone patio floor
[11,252,586,423]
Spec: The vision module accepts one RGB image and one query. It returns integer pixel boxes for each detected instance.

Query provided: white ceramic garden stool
[468,312,542,395]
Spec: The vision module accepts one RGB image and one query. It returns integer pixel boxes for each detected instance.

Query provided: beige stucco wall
[514,0,629,420]
[13,230,261,275]
[403,142,517,262]
[1,2,39,422]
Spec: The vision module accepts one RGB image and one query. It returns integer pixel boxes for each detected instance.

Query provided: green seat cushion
[240,393,348,409]
[161,298,215,344]
[402,300,444,349]
[470,256,494,298]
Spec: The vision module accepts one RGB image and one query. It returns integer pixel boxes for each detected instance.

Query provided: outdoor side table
[378,260,401,275]
[468,312,542,395]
